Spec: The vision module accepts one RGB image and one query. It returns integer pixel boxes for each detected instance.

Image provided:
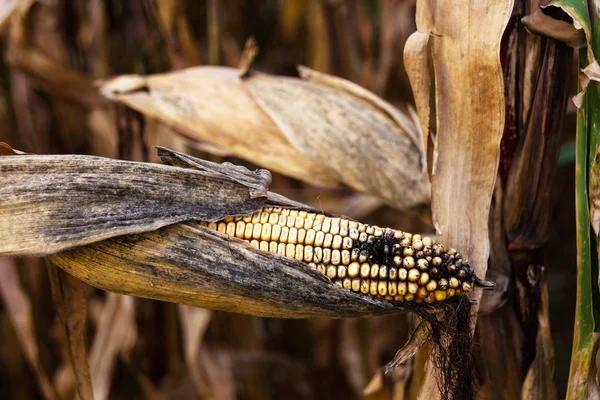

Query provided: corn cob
[198,207,493,304]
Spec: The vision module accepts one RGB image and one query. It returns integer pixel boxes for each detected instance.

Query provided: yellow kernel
[318,264,326,274]
[388,281,397,296]
[295,216,304,229]
[418,272,430,286]
[343,278,352,290]
[252,223,262,240]
[360,279,370,294]
[305,229,316,245]
[393,256,403,266]
[260,212,269,224]
[226,222,236,236]
[417,286,428,298]
[408,269,420,282]
[448,289,456,297]
[332,235,343,249]
[370,264,379,278]
[259,241,269,252]
[360,263,371,278]
[327,265,337,279]
[359,232,368,242]
[408,282,418,294]
[323,249,331,264]
[404,293,415,302]
[370,280,378,295]
[250,240,259,249]
[251,212,261,223]
[281,209,290,216]
[379,265,388,279]
[315,214,325,221]
[277,243,286,256]
[298,229,306,244]
[223,216,234,223]
[288,228,298,245]
[268,213,279,225]
[217,222,226,233]
[351,278,361,292]
[348,262,360,278]
[269,242,278,253]
[340,220,349,236]
[323,233,333,248]
[342,237,353,249]
[314,247,323,263]
[393,294,404,301]
[280,227,289,243]
[337,265,347,278]
[449,277,460,288]
[272,207,282,213]
[413,239,423,251]
[286,243,295,257]
[366,226,374,235]
[378,281,387,296]
[295,244,304,261]
[417,258,429,270]
[286,216,296,228]
[322,218,331,233]
[348,221,358,230]
[349,228,359,240]
[423,237,433,247]
[374,227,383,236]
[278,215,287,226]
[403,257,415,269]
[208,222,218,230]
[426,280,437,292]
[308,262,317,269]
[331,250,341,265]
[272,224,281,241]
[397,282,407,295]
[304,218,314,230]
[261,224,272,241]
[389,268,398,280]
[341,250,351,265]
[330,218,340,235]
[242,215,251,223]
[432,256,443,266]
[434,290,447,301]
[315,231,325,247]
[304,246,313,262]
[398,268,408,281]
[299,211,307,218]
[244,223,254,240]
[313,219,322,231]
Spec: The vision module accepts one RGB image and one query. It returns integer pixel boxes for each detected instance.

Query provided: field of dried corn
[0,1,598,400]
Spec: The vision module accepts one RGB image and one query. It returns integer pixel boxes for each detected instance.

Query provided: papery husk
[99,65,431,217]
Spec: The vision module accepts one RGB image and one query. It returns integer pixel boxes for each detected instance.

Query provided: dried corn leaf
[405,0,512,398]
[48,223,401,318]
[0,152,271,256]
[100,66,431,216]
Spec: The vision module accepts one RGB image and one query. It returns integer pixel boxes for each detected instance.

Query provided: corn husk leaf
[0,149,271,256]
[404,0,512,397]
[1,147,408,319]
[99,66,431,217]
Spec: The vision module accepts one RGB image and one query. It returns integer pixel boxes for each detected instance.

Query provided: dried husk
[99,65,431,217]
[1,146,408,319]
[404,0,512,398]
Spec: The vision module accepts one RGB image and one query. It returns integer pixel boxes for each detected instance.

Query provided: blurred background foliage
[0,0,579,399]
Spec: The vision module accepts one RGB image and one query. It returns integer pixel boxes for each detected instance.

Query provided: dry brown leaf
[89,294,137,400]
[47,262,93,400]
[0,258,59,400]
[246,67,430,215]
[99,65,431,216]
[405,0,513,398]
[522,9,586,49]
